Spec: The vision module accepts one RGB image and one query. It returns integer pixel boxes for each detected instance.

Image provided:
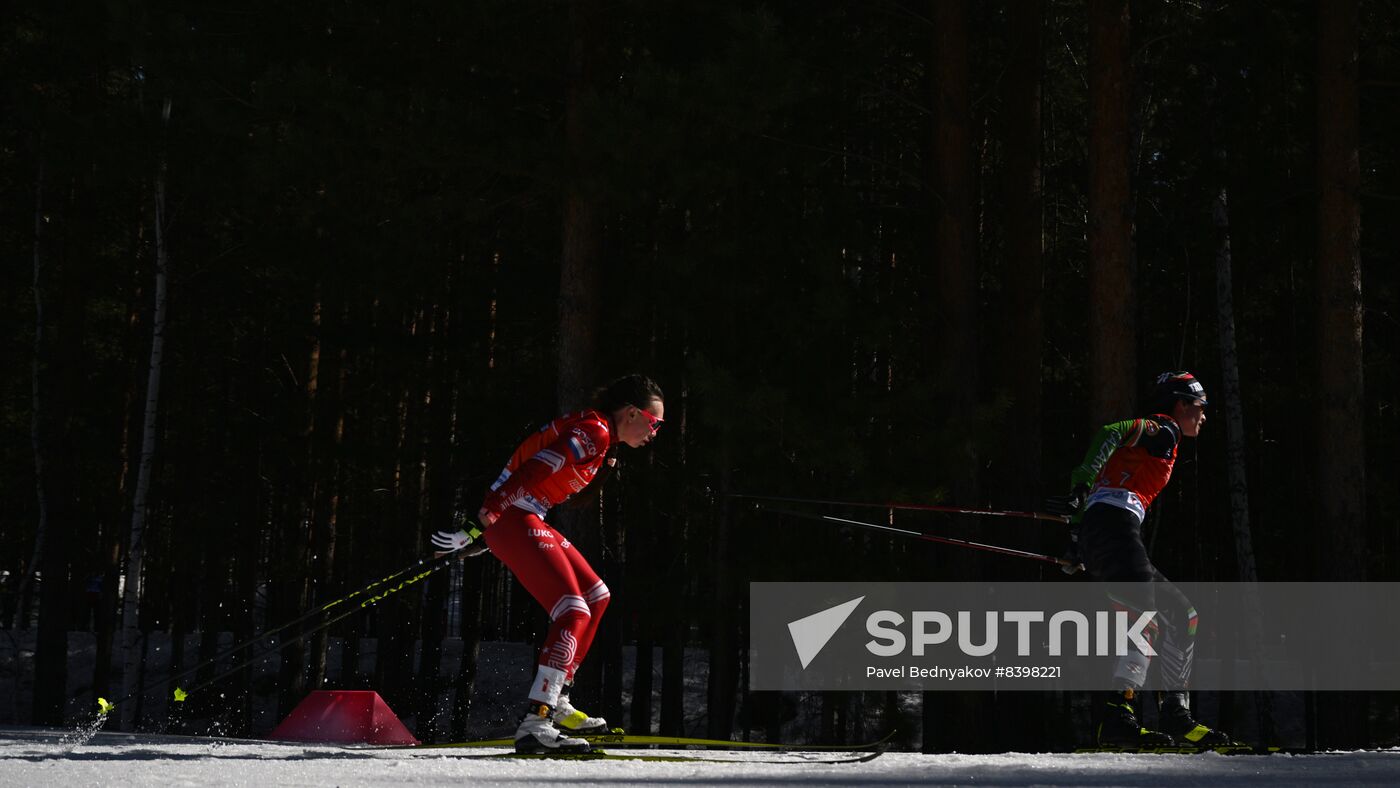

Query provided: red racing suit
[481,410,614,703]
[1068,413,1195,692]
[1070,414,1182,524]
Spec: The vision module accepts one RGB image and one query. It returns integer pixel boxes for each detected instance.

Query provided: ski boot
[1096,689,1176,746]
[514,703,591,754]
[1158,691,1235,746]
[551,685,612,735]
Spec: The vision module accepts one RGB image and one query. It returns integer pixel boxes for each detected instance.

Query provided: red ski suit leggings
[484,507,609,682]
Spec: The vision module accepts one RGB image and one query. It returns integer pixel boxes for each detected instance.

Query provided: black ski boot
[1096,689,1176,746]
[1157,691,1235,746]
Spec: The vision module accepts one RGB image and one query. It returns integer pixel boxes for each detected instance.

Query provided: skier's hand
[1060,529,1083,575]
[1043,484,1090,517]
[431,524,488,558]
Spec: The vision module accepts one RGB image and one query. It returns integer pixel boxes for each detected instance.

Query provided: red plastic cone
[268,690,419,746]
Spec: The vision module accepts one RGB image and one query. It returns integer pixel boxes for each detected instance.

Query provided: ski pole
[158,553,451,706]
[754,506,1082,569]
[731,493,1069,524]
[96,545,470,716]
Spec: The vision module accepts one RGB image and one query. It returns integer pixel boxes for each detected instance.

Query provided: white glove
[431,524,487,556]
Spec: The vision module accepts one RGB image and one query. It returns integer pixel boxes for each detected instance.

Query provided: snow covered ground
[2,726,1399,787]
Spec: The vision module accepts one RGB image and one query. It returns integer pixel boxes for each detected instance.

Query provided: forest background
[1,0,1396,753]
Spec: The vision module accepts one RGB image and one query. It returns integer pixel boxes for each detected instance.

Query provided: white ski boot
[551,689,611,735]
[515,704,591,754]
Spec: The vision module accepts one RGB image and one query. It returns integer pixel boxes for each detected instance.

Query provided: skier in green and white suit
[1046,372,1233,747]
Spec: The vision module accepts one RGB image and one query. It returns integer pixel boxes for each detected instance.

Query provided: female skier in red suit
[432,373,663,753]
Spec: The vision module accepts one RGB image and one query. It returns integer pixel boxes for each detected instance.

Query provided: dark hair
[560,375,661,511]
[1148,371,1208,415]
[592,373,664,414]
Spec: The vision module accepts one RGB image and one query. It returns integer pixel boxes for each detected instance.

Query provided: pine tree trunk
[309,300,350,694]
[16,149,48,636]
[1212,189,1259,581]
[375,312,424,707]
[704,447,737,739]
[415,301,453,739]
[999,0,1046,515]
[1088,0,1136,422]
[120,97,172,731]
[451,558,486,739]
[93,539,121,707]
[97,250,147,703]
[228,350,265,738]
[555,0,608,706]
[995,0,1048,751]
[925,0,990,753]
[929,0,979,480]
[557,0,604,413]
[304,296,330,695]
[659,334,691,737]
[660,623,685,734]
[449,248,497,737]
[1314,0,1367,749]
[338,300,372,695]
[1212,187,1275,742]
[31,159,69,719]
[1315,0,1365,585]
[631,637,654,734]
[599,490,626,727]
[276,294,323,717]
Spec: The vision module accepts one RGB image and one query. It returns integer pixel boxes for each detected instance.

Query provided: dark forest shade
[1087,0,1136,424]
[0,0,1396,749]
[1314,0,1369,751]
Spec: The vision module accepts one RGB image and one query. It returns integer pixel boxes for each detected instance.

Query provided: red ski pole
[754,506,1083,570]
[731,492,1069,524]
